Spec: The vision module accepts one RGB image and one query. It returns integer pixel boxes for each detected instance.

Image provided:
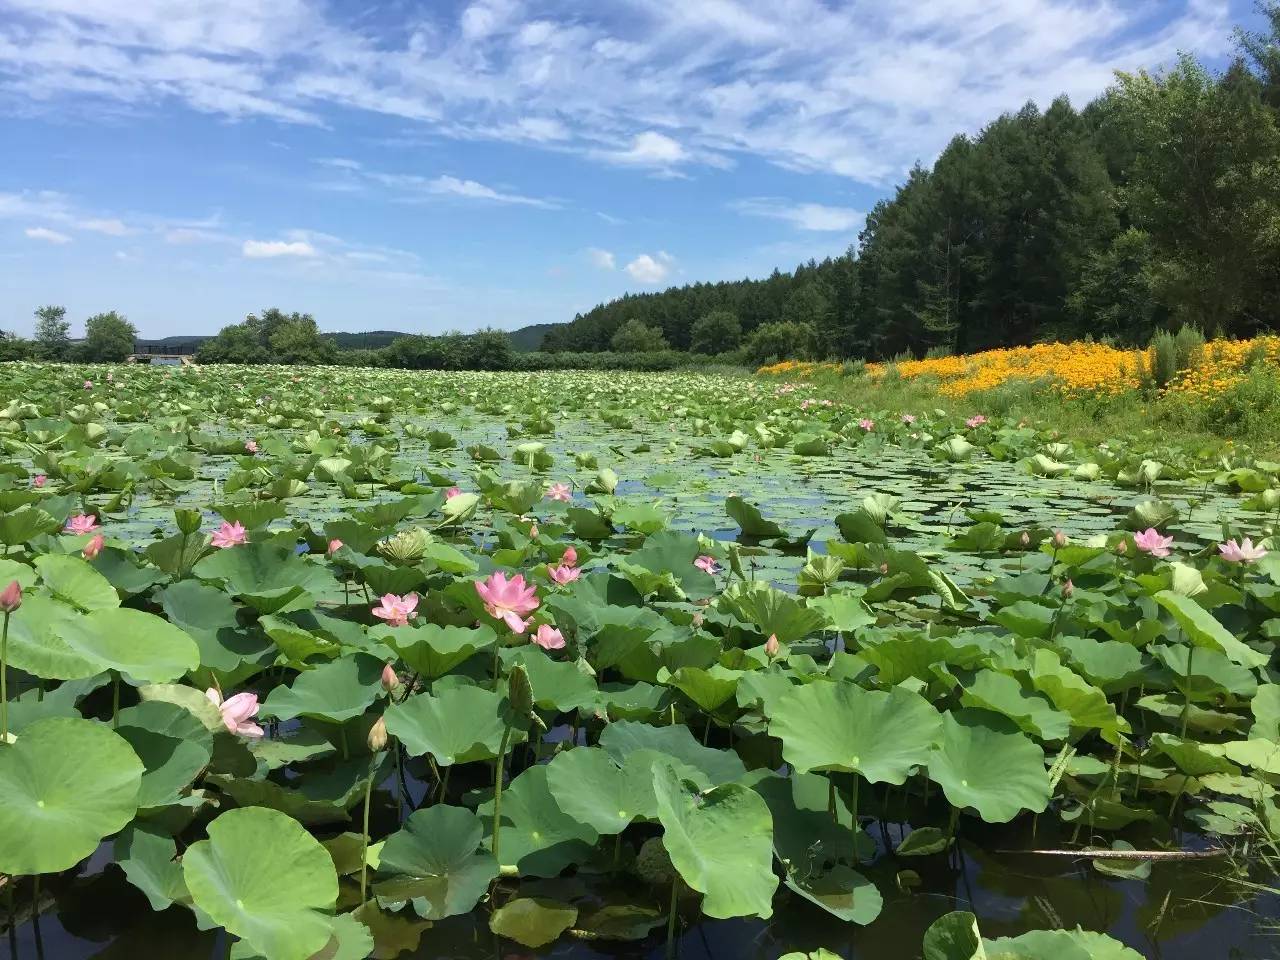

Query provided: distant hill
[132,323,563,354]
[508,323,560,352]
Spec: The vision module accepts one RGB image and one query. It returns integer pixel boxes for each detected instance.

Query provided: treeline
[0,306,138,362]
[544,5,1280,362]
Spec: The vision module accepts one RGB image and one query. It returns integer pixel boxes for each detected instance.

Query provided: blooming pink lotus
[64,514,99,535]
[445,487,462,499]
[475,572,539,633]
[966,414,988,428]
[532,624,565,650]
[560,546,578,568]
[1133,528,1174,558]
[83,534,105,560]
[244,439,259,454]
[31,474,45,488]
[205,688,264,738]
[901,414,916,425]
[858,419,874,431]
[211,521,248,549]
[1220,537,1268,564]
[546,482,572,502]
[548,564,581,586]
[327,538,344,555]
[372,593,418,627]
[83,380,93,390]
[694,555,718,575]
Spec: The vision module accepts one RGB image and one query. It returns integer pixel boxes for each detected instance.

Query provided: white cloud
[311,159,556,208]
[427,175,554,207]
[0,1,1237,184]
[625,251,673,284]
[78,217,131,235]
[587,247,615,270]
[732,198,864,232]
[242,238,318,258]
[25,226,71,244]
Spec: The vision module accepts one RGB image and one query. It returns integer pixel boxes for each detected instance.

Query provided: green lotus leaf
[211,754,385,826]
[375,805,499,920]
[116,724,212,810]
[503,647,600,712]
[985,928,1139,960]
[1024,649,1129,742]
[384,684,514,765]
[184,807,339,960]
[545,746,637,834]
[262,653,384,724]
[489,897,577,948]
[726,496,788,538]
[159,580,271,674]
[7,602,199,681]
[750,770,874,868]
[1154,590,1269,668]
[770,680,942,784]
[923,911,983,960]
[598,719,746,786]
[193,541,330,613]
[959,670,1070,741]
[659,664,742,713]
[571,901,666,941]
[34,553,120,611]
[479,764,598,876]
[0,717,143,874]
[926,709,1050,823]
[114,824,190,911]
[651,760,778,919]
[717,580,828,644]
[785,863,882,926]
[1151,733,1242,776]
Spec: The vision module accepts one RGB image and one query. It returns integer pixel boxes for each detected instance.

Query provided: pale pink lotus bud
[83,534,105,560]
[327,538,343,555]
[1053,530,1067,548]
[1020,531,1030,547]
[381,663,400,692]
[1116,539,1128,555]
[765,634,780,658]
[879,563,889,575]
[1062,579,1074,599]
[0,580,21,613]
[367,715,389,752]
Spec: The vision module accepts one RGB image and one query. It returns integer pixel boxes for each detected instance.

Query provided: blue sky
[0,0,1265,338]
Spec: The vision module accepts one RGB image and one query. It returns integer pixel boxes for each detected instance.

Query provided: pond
[2,365,1279,960]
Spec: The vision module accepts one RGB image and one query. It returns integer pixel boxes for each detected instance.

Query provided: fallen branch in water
[999,848,1228,860]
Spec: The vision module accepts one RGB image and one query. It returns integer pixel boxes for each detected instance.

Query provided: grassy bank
[760,336,1280,457]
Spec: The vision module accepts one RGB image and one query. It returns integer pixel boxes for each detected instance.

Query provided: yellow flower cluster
[757,336,1280,400]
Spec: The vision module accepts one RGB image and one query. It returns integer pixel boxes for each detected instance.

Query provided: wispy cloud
[25,226,71,244]
[587,247,615,270]
[0,1,1234,184]
[313,158,557,208]
[732,198,864,232]
[242,238,318,259]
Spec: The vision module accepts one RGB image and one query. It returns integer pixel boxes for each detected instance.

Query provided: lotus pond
[4,362,1280,960]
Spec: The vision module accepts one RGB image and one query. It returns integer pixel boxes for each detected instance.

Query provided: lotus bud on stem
[0,579,20,743]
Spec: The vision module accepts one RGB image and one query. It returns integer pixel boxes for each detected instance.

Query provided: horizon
[0,0,1264,340]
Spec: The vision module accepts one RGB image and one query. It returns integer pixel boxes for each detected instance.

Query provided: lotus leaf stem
[490,725,514,869]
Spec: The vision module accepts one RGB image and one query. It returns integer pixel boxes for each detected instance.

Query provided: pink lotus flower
[1220,538,1268,564]
[244,439,259,454]
[901,414,916,425]
[0,580,21,613]
[546,482,572,502]
[83,534,104,560]
[475,572,539,633]
[205,688,264,738]
[561,546,578,568]
[372,593,418,627]
[966,414,988,428]
[1062,579,1074,599]
[211,521,248,549]
[765,634,780,658]
[445,487,462,499]
[532,624,565,650]
[858,419,874,431]
[1052,530,1067,548]
[548,564,580,586]
[64,514,99,535]
[327,538,344,555]
[381,663,400,692]
[31,474,45,488]
[83,380,93,390]
[694,555,718,574]
[1133,528,1174,558]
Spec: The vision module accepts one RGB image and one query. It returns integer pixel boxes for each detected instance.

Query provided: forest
[542,5,1280,364]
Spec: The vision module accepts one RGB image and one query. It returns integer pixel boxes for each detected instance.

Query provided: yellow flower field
[758,336,1280,400]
